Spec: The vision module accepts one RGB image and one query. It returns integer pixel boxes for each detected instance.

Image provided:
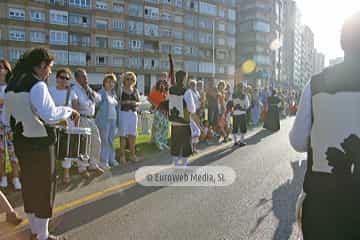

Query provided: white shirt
[30,81,73,125]
[107,93,118,120]
[72,83,101,116]
[49,86,78,107]
[289,82,312,152]
[184,89,196,114]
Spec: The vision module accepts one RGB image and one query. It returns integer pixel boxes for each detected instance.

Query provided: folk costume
[231,89,250,146]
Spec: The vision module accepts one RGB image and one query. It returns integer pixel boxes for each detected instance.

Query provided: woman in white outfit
[118,72,141,163]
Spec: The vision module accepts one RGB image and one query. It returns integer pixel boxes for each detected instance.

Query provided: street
[37,117,305,240]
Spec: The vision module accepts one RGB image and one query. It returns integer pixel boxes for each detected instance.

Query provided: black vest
[304,59,360,194]
[168,85,190,124]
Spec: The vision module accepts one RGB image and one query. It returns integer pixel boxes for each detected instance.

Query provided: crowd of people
[0,47,300,239]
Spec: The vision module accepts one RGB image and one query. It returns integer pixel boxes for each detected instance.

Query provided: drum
[56,127,91,166]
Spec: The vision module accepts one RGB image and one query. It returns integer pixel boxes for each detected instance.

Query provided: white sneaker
[0,176,8,188]
[12,177,21,190]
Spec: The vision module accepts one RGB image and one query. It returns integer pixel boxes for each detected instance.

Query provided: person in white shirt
[49,68,90,184]
[5,48,79,240]
[187,79,202,153]
[0,59,21,190]
[72,69,104,176]
[95,74,119,169]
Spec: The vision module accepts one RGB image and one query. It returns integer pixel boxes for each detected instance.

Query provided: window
[216,37,226,46]
[184,46,197,56]
[50,10,68,25]
[31,10,45,22]
[172,30,183,40]
[254,54,271,65]
[96,37,108,48]
[184,15,196,27]
[144,58,159,70]
[113,3,124,13]
[160,43,171,53]
[184,31,197,42]
[96,56,108,65]
[112,19,126,32]
[160,28,172,38]
[174,15,183,24]
[69,14,90,26]
[30,31,46,43]
[144,6,159,20]
[128,4,143,17]
[254,21,270,32]
[127,57,142,69]
[9,48,26,62]
[218,7,226,18]
[199,62,213,73]
[112,56,124,67]
[69,34,91,47]
[96,19,108,30]
[129,40,143,50]
[199,1,216,16]
[69,52,86,65]
[227,37,235,48]
[96,1,108,10]
[173,45,183,55]
[69,0,91,9]
[161,12,172,22]
[128,21,143,35]
[50,0,66,5]
[8,8,25,20]
[112,39,125,49]
[144,24,159,37]
[9,30,25,41]
[185,61,198,73]
[185,0,198,11]
[51,50,68,65]
[50,30,68,45]
[227,23,236,34]
[162,0,172,5]
[145,0,158,3]
[199,17,212,30]
[160,60,169,70]
[175,0,182,8]
[228,9,236,21]
[217,22,226,32]
[198,32,212,45]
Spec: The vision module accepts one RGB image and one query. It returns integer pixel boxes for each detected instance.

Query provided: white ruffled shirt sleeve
[289,81,312,152]
[30,81,73,125]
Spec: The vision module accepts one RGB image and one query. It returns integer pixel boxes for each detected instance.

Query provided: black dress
[263,95,281,131]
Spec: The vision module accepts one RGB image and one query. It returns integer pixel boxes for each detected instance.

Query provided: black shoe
[233,142,240,147]
[239,142,247,147]
[47,234,67,240]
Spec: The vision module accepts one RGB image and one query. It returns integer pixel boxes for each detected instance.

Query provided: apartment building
[0,0,236,94]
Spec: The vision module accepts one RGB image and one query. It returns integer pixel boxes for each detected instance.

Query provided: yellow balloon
[241,60,256,74]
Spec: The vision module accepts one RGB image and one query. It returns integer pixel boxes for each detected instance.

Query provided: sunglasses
[59,75,70,81]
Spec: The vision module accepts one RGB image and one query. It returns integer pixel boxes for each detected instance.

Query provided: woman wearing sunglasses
[49,68,87,184]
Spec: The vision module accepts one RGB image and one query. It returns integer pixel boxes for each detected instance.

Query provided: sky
[296,0,360,64]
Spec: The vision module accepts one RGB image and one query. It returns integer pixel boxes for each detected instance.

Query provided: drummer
[5,48,78,240]
[72,69,104,175]
[49,68,90,183]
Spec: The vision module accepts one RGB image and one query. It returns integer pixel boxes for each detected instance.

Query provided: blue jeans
[99,119,117,165]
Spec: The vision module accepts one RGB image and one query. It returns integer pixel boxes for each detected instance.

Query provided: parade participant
[95,74,119,169]
[169,70,196,166]
[153,101,169,151]
[0,59,21,190]
[263,89,281,131]
[72,69,104,175]
[118,72,141,163]
[230,83,250,147]
[0,190,23,225]
[5,48,79,240]
[49,68,89,184]
[187,79,202,153]
[251,89,262,126]
[196,80,206,122]
[290,12,360,239]
[206,77,218,128]
[200,120,214,143]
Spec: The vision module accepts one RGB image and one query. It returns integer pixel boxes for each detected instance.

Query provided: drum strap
[65,88,71,107]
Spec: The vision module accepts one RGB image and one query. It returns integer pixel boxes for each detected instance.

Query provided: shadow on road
[246,129,275,145]
[251,160,306,240]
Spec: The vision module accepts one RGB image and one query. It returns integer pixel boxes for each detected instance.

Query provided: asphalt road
[50,117,306,240]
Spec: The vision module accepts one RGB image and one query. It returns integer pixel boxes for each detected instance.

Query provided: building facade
[312,49,325,75]
[236,0,283,88]
[0,0,236,94]
[329,57,344,66]
[299,25,314,88]
[282,0,302,88]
